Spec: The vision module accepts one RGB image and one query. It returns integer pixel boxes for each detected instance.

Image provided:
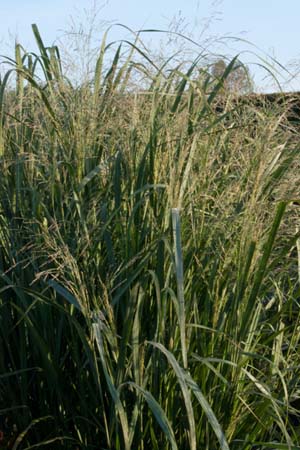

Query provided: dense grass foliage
[0,26,300,449]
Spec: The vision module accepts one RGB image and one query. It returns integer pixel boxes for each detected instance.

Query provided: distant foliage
[211,58,254,94]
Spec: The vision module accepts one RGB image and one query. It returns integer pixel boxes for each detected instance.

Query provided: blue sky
[1,0,300,91]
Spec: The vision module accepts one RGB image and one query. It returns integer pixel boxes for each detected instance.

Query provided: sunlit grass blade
[126,382,178,450]
[93,322,131,450]
[185,373,230,450]
[31,24,53,82]
[172,208,188,369]
[148,341,197,450]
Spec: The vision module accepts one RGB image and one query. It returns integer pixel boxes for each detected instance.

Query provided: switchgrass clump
[0,25,299,450]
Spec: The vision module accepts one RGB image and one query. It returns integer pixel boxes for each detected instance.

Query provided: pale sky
[1,0,300,91]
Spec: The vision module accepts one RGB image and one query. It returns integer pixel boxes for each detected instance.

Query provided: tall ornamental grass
[0,25,300,449]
